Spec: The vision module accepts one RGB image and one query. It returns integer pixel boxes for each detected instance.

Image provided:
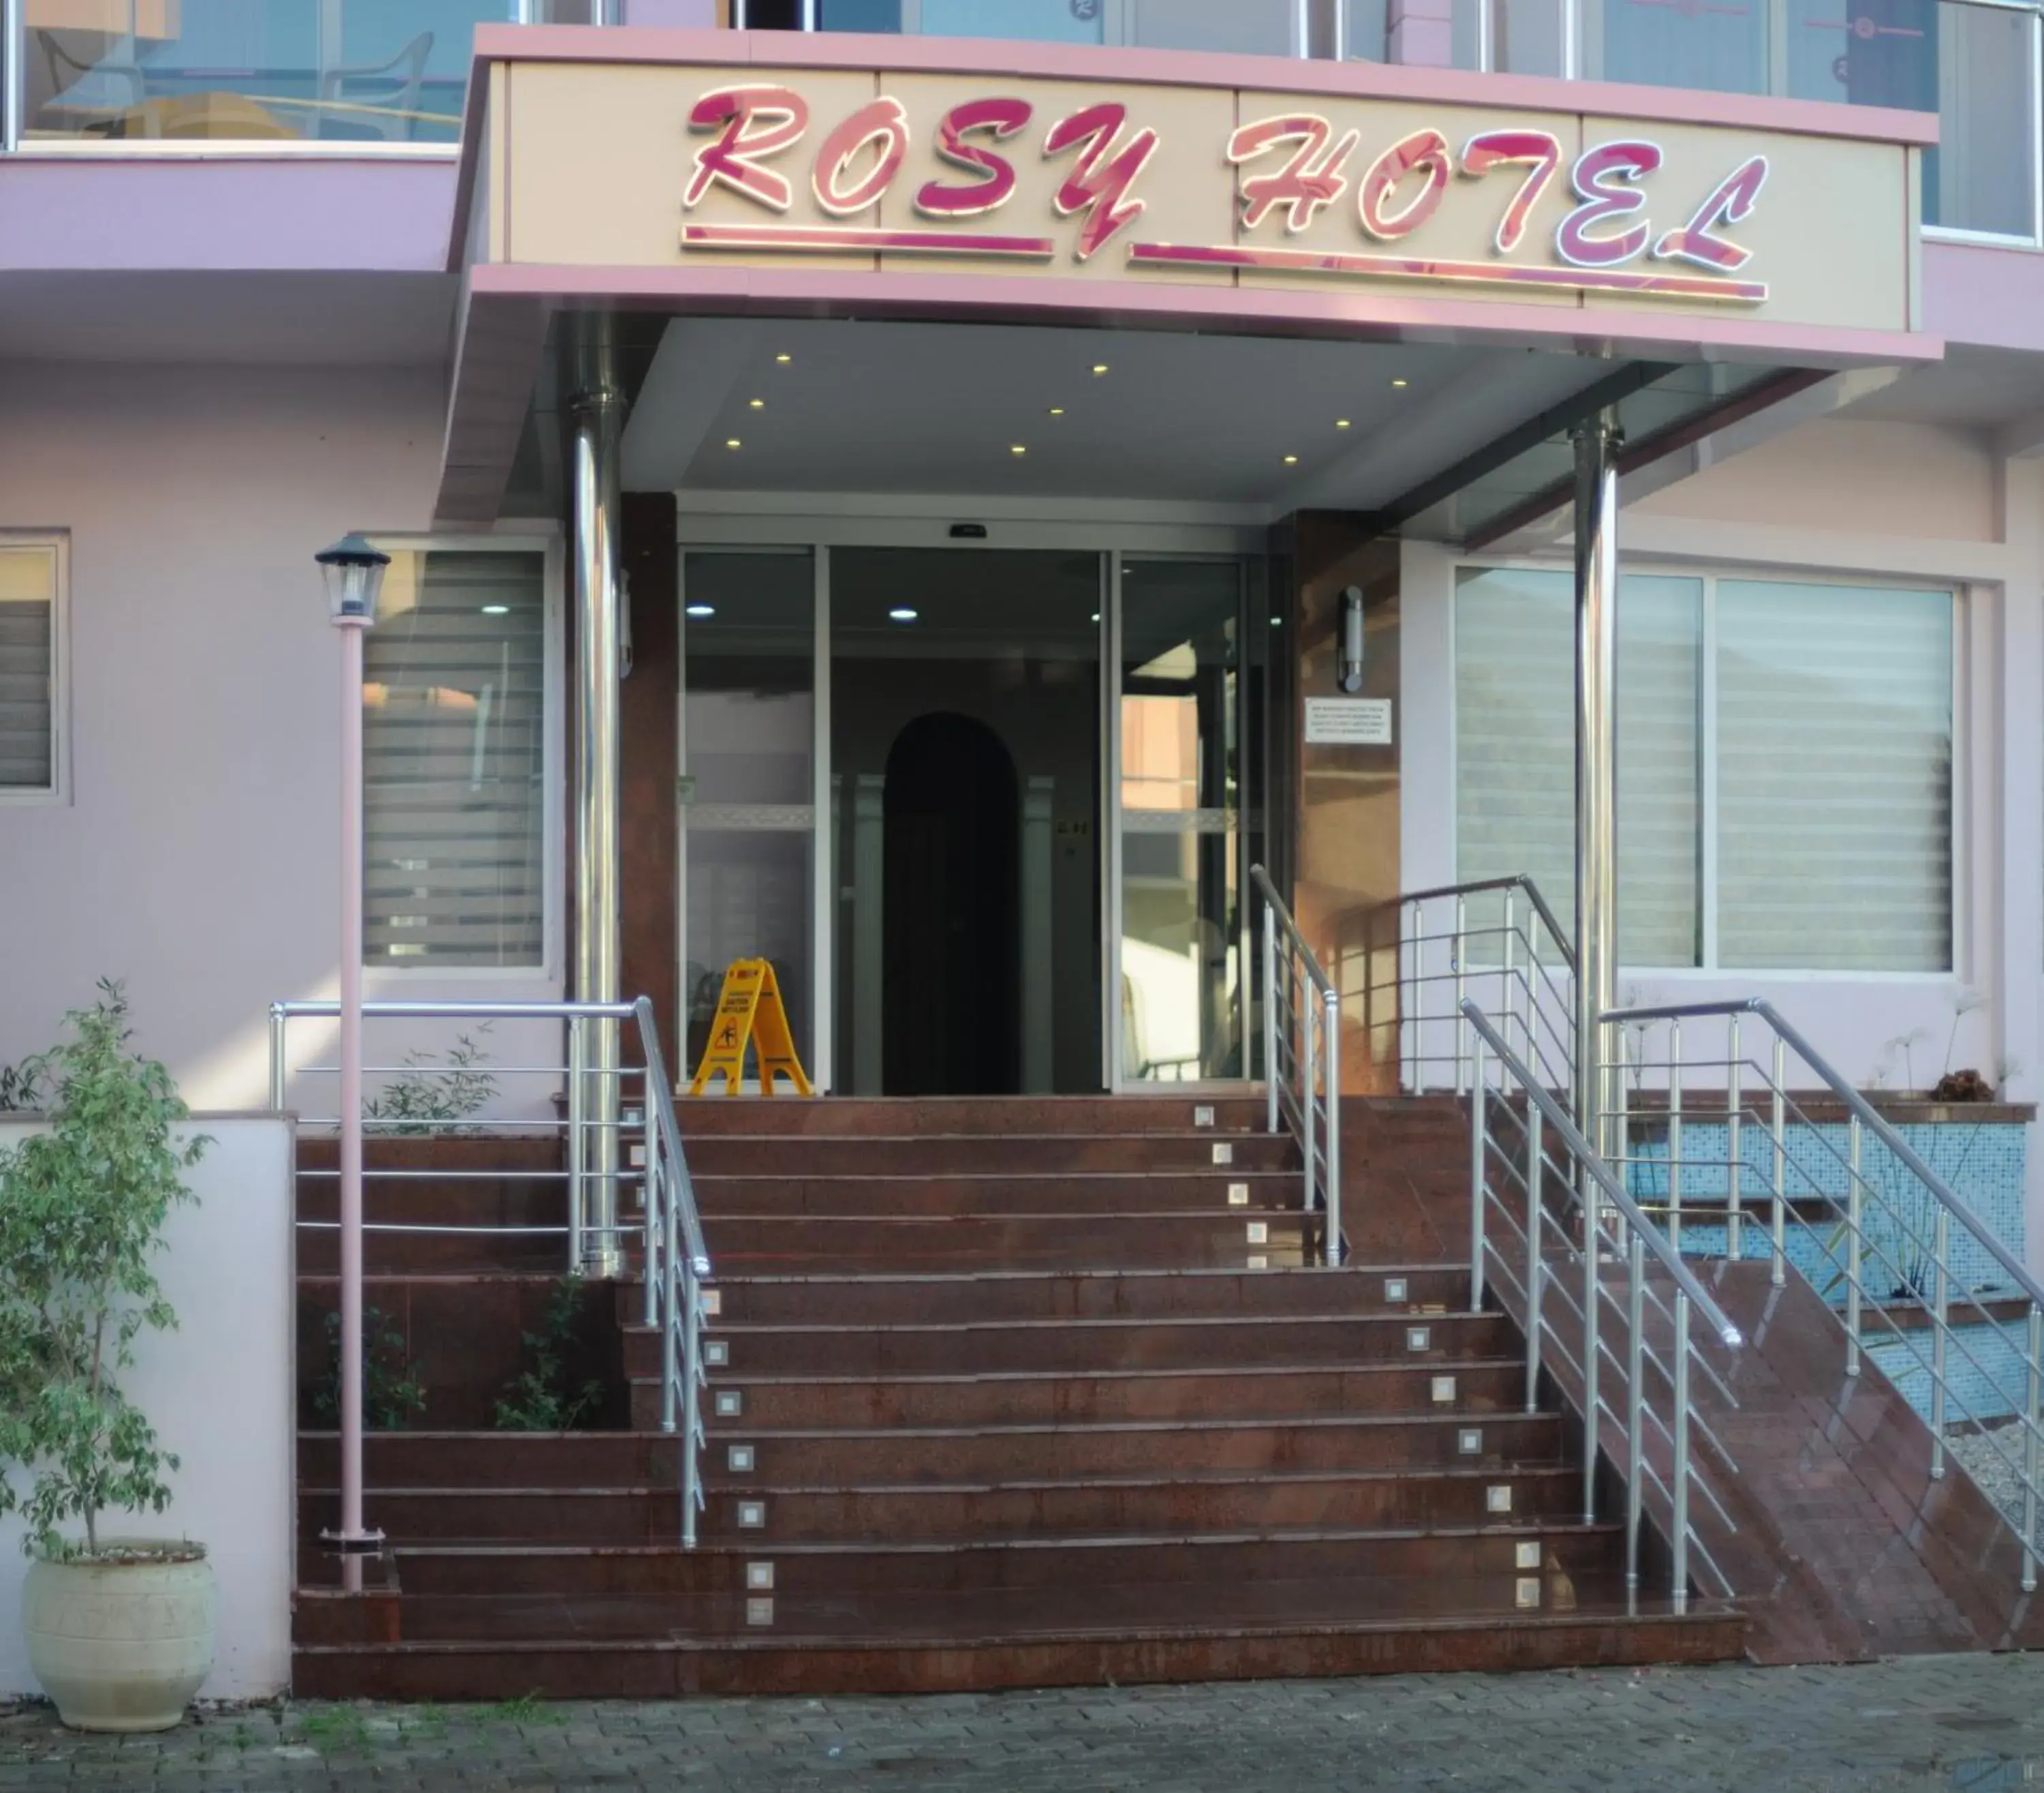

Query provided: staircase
[292,1095,1745,1698]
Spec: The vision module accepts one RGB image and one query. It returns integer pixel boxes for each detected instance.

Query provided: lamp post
[315,532,389,1587]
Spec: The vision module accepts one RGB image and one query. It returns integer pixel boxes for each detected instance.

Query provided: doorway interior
[677,531,1270,1095]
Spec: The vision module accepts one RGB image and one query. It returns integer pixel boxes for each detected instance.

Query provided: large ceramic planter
[22,1544,216,1732]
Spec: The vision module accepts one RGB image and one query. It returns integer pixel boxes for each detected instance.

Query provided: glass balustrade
[17,0,513,142]
[813,0,1305,56]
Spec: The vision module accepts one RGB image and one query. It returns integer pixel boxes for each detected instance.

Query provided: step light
[1194,1104,1215,1127]
[1407,1326,1431,1353]
[1431,1375,1457,1404]
[1516,1578,1540,1610]
[1458,1429,1483,1456]
[705,1341,730,1367]
[1228,1183,1250,1206]
[1384,1277,1408,1303]
[728,1445,756,1474]
[715,1391,743,1418]
[1246,1221,1269,1245]
[1211,1142,1233,1165]
[747,1597,775,1626]
[1486,1485,1513,1514]
[746,1562,775,1591]
[702,1288,722,1317]
[737,1500,766,1529]
[1515,1542,1541,1571]
[1247,1255,1268,1270]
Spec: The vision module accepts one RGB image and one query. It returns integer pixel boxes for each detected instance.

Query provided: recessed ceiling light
[480,604,510,615]
[1091,364,1109,376]
[889,606,918,623]
[775,353,792,364]
[748,399,764,409]
[1391,377,1409,388]
[1049,407,1065,417]
[1011,445,1027,456]
[1335,418,1352,430]
[685,603,715,619]
[1090,612,1101,623]
[726,439,742,450]
[1271,616,1283,627]
[1282,454,1299,465]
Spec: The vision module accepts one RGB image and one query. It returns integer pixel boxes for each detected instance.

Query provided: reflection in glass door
[678,550,818,1082]
[1114,558,1252,1085]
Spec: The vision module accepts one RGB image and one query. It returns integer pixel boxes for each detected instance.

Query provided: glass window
[1455,566,1952,974]
[0,541,60,796]
[1454,567,1702,967]
[363,549,548,968]
[1592,0,1769,93]
[1716,581,1952,971]
[24,0,502,144]
[1343,0,1563,70]
[918,0,1105,42]
[681,550,817,1076]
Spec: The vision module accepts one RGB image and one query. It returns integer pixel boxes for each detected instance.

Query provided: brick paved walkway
[7,1656,2044,1790]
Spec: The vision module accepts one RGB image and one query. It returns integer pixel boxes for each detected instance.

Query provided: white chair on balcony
[315,30,433,142]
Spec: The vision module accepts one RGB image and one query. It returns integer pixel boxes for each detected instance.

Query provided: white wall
[0,362,566,1114]
[0,1117,294,1702]
[1400,417,2044,1268]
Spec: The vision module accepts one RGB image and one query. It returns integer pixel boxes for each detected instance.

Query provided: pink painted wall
[0,362,563,1110]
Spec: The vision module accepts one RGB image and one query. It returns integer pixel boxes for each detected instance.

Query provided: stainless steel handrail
[1602,994,2044,1592]
[1250,863,1342,1264]
[1337,874,1577,1100]
[1463,999,1741,1609]
[268,995,714,1548]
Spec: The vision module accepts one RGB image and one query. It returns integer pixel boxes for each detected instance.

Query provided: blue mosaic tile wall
[1624,1118,2031,1421]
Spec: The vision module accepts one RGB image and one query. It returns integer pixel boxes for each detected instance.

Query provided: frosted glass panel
[918,0,1104,42]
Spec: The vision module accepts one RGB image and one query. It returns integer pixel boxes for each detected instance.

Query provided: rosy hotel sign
[478,55,1925,339]
[686,87,1774,303]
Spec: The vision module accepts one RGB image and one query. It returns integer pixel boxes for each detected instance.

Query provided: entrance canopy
[437,25,1936,529]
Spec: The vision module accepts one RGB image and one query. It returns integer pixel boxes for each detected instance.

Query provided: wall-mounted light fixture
[1338,585,1365,692]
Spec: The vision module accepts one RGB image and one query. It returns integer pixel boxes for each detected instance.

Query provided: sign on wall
[1305,697,1394,746]
[481,54,1924,340]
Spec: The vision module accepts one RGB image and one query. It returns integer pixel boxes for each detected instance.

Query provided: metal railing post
[1469,1033,1487,1311]
[1930,1206,1949,1479]
[1846,1114,1863,1376]
[2026,1303,2041,1594]
[268,1005,288,1113]
[1771,1038,1788,1288]
[568,1013,587,1277]
[1322,984,1342,1266]
[1625,1231,1645,1593]
[1454,894,1469,1097]
[1503,889,1519,1064]
[679,1266,700,1542]
[1264,905,1280,1135]
[1301,988,1318,1220]
[1672,1291,1692,1613]
[662,1190,681,1434]
[642,1144,662,1332]
[1526,1108,1544,1414]
[1667,1020,1684,1252]
[1726,1016,1743,1261]
[1582,1142,1602,1525]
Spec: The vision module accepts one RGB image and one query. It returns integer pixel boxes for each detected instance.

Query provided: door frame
[674,500,1268,1094]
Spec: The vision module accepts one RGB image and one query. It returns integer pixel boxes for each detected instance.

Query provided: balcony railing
[4,0,2035,245]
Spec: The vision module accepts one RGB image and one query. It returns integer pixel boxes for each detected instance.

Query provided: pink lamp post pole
[315,533,390,1589]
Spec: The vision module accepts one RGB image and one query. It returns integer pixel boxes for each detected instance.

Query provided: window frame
[0,530,69,808]
[1449,556,1964,981]
[360,529,565,982]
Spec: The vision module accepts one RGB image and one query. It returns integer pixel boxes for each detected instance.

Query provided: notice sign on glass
[1304,698,1393,747]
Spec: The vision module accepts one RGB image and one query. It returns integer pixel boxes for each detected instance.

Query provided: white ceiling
[621,317,1630,519]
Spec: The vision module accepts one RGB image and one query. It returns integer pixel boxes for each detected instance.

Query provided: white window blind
[1453,567,1701,967]
[1455,566,1953,974]
[0,543,58,792]
[363,549,548,968]
[1715,580,1952,971]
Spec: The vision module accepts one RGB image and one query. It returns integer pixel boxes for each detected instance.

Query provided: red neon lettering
[1229,113,1361,233]
[1654,154,1767,272]
[1044,102,1160,262]
[811,95,911,217]
[1358,129,1453,241]
[916,97,1034,218]
[1557,140,1662,268]
[1459,129,1562,255]
[685,85,809,213]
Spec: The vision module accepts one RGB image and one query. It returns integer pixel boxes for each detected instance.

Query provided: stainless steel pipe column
[569,377,628,1279]
[1571,412,1622,1154]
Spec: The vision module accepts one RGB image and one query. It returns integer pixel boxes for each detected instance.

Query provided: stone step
[634,1358,1530,1430]
[660,1264,1470,1327]
[672,1095,1271,1137]
[660,1311,1512,1379]
[683,1134,1299,1176]
[690,1170,1304,1217]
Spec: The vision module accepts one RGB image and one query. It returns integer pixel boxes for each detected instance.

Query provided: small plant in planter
[0,981,214,1732]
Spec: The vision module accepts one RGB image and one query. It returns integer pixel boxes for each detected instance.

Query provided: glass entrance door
[1111,557,1258,1085]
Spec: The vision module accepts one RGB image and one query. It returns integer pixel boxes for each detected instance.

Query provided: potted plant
[0,981,213,1732]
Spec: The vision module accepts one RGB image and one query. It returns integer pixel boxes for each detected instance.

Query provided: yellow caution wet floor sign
[690,958,814,1097]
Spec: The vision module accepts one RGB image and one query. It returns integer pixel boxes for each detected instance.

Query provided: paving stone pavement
[9,1656,2044,1791]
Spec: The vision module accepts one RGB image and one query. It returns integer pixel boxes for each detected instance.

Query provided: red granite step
[691,1171,1303,1217]
[674,1096,1270,1137]
[683,1134,1298,1176]
[639,1358,1530,1430]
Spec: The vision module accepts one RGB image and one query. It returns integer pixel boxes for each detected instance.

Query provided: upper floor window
[363,546,551,969]
[0,537,64,801]
[805,0,1305,56]
[1455,565,1955,973]
[20,0,509,145]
